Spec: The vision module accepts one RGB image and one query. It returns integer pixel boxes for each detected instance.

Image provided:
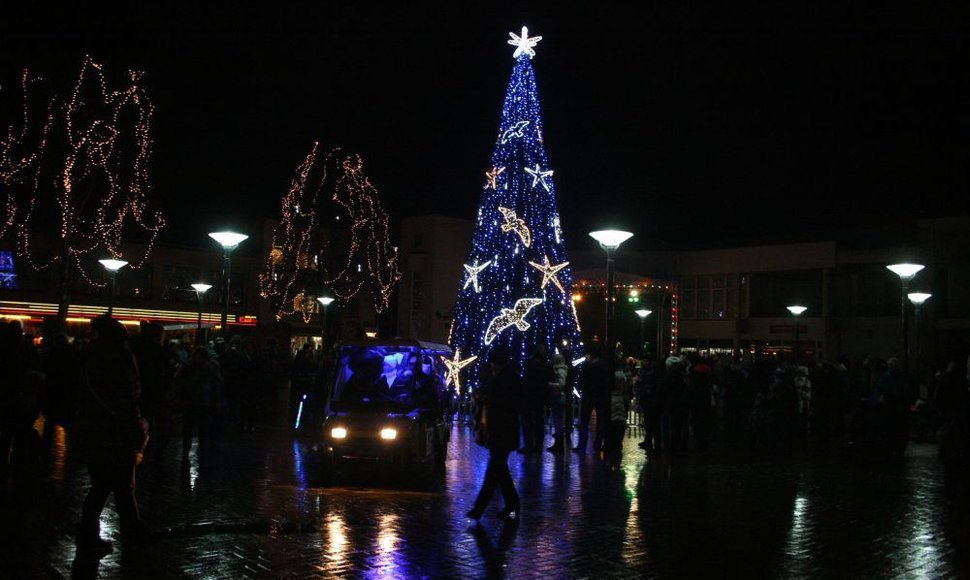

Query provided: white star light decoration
[498,206,531,247]
[500,120,530,144]
[463,259,491,293]
[508,26,542,59]
[484,298,544,345]
[524,164,554,192]
[443,349,478,391]
[485,166,505,189]
[528,255,569,293]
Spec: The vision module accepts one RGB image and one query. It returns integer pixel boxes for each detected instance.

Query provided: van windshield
[331,347,438,412]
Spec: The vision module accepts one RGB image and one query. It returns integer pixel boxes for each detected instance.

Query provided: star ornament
[508,26,542,59]
[484,298,544,345]
[498,206,531,247]
[442,349,478,391]
[529,255,569,293]
[463,259,492,293]
[485,166,505,190]
[524,164,554,192]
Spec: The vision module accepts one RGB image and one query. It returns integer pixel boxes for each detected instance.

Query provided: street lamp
[317,295,335,349]
[907,292,932,387]
[589,230,633,363]
[887,263,925,373]
[786,305,807,364]
[98,259,128,317]
[191,283,212,345]
[208,231,249,336]
[635,309,652,358]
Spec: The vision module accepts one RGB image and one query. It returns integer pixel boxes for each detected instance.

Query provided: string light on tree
[442,349,478,392]
[528,255,569,293]
[463,259,491,293]
[524,163,554,192]
[498,206,531,247]
[449,27,582,391]
[483,298,543,345]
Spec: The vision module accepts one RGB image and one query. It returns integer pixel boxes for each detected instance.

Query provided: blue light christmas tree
[447,27,583,392]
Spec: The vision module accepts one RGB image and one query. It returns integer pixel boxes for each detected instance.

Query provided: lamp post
[786,305,807,364]
[887,263,925,374]
[208,231,249,336]
[635,309,652,358]
[907,292,931,388]
[191,283,212,345]
[98,259,128,317]
[589,230,634,363]
[317,295,335,350]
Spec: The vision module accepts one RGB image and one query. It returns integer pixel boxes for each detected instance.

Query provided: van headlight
[380,428,397,440]
[331,427,347,439]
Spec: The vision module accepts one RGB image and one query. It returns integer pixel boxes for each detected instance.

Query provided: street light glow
[317,296,335,306]
[635,309,652,318]
[886,263,925,281]
[191,283,212,294]
[588,230,633,250]
[98,259,128,272]
[787,305,807,316]
[907,292,932,305]
[208,231,249,250]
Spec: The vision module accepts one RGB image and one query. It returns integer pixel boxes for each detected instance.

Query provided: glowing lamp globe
[635,309,652,319]
[787,305,807,316]
[907,292,932,306]
[317,296,335,307]
[886,263,924,281]
[98,259,128,272]
[191,283,212,294]
[208,231,249,250]
[589,230,634,250]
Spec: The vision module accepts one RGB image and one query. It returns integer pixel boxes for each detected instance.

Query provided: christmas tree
[447,27,583,392]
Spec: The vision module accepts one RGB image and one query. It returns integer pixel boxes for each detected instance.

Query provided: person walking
[604,362,630,470]
[73,316,151,557]
[573,342,613,454]
[179,347,222,460]
[466,347,522,523]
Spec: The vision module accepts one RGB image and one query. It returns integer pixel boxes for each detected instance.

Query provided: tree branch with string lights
[11,56,165,320]
[260,145,400,328]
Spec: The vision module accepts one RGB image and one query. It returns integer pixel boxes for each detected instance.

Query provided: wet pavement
[1,416,967,579]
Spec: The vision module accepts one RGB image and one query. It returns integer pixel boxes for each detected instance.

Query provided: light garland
[524,163,554,192]
[528,255,568,293]
[15,56,165,292]
[260,145,400,320]
[462,259,491,293]
[498,206,531,247]
[442,349,477,392]
[483,298,543,345]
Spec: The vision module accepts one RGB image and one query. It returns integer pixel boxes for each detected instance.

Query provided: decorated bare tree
[261,145,400,328]
[14,56,165,320]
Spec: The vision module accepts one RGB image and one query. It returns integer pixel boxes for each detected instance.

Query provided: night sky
[2,4,968,251]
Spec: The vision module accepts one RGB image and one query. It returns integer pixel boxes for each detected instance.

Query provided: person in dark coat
[467,346,522,522]
[73,316,150,556]
[41,333,80,450]
[573,342,613,454]
[179,347,222,459]
[521,344,552,453]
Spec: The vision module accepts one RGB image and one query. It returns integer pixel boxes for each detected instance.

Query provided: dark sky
[2,4,968,251]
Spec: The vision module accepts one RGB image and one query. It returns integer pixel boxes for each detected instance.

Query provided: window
[118,265,152,299]
[161,265,201,301]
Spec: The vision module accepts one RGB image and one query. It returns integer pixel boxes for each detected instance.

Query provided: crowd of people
[0,317,329,558]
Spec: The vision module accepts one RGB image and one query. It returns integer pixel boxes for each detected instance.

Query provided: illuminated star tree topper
[449,28,583,391]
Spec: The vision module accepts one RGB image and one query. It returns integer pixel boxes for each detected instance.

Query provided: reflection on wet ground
[1,420,966,578]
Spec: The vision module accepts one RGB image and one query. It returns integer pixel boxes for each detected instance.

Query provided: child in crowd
[605,364,630,470]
